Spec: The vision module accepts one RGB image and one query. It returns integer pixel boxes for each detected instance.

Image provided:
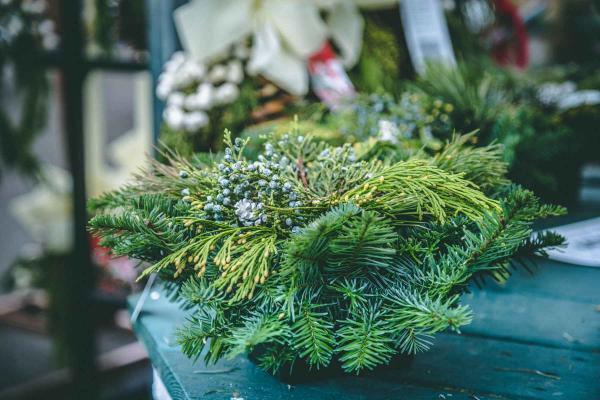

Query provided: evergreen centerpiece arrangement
[89,127,565,377]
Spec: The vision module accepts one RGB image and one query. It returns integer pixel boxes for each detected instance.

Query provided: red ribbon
[492,0,529,69]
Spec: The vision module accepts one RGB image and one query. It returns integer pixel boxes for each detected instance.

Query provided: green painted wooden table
[128,234,600,399]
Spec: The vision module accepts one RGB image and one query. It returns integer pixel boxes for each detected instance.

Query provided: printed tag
[400,0,456,74]
[308,42,356,109]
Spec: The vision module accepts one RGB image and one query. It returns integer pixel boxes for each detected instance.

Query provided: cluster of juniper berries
[192,138,304,232]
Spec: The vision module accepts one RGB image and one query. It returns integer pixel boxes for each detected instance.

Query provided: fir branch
[177,306,224,362]
[395,329,434,355]
[255,344,297,375]
[291,305,336,368]
[326,210,397,278]
[88,187,139,212]
[337,306,395,374]
[414,63,507,130]
[88,208,185,260]
[383,288,472,337]
[280,203,362,286]
[417,185,567,291]
[224,312,289,359]
[518,230,566,258]
[428,132,509,193]
[329,279,369,312]
[178,276,226,309]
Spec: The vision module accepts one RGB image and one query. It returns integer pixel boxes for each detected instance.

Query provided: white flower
[184,94,199,110]
[183,111,209,131]
[208,64,228,83]
[167,92,185,107]
[181,60,206,80]
[173,67,195,88]
[164,57,184,73]
[461,0,493,33]
[196,83,214,108]
[171,51,186,64]
[156,79,173,100]
[163,58,202,89]
[183,85,214,110]
[214,83,239,104]
[378,119,399,144]
[174,0,327,95]
[226,60,244,84]
[163,106,185,130]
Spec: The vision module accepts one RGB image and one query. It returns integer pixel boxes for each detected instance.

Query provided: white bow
[174,0,396,96]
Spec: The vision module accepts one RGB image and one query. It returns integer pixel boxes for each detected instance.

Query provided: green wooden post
[59,1,98,398]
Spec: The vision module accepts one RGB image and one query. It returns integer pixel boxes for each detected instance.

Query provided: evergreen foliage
[349,16,405,95]
[89,125,565,375]
[411,63,581,205]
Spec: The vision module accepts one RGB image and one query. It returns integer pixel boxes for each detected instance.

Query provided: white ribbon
[174,0,396,96]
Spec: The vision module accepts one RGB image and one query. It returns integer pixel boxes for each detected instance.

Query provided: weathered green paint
[129,254,600,400]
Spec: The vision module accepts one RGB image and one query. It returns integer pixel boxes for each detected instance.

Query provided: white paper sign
[543,217,600,267]
[400,0,456,74]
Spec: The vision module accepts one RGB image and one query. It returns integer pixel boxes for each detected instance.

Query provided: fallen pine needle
[194,367,239,374]
[494,367,560,380]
